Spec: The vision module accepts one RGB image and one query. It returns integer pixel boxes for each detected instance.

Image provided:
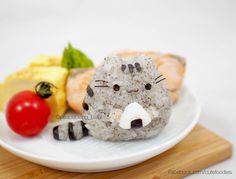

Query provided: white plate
[0,86,200,172]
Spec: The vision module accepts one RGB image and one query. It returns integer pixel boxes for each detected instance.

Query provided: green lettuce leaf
[61,43,94,69]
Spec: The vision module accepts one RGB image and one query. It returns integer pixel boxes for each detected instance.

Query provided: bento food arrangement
[0,43,186,141]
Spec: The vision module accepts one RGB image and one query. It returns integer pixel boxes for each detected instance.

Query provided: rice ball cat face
[82,56,172,141]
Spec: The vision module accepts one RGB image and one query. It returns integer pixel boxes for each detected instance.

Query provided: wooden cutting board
[0,124,232,179]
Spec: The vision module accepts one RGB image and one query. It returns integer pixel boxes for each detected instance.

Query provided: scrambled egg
[0,56,68,121]
[29,55,62,67]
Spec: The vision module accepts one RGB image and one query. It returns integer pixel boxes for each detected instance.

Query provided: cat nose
[127,88,139,93]
[119,102,152,129]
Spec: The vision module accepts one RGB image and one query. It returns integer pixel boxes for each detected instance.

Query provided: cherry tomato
[6,90,50,137]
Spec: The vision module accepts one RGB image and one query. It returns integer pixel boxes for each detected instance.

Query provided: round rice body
[82,56,172,141]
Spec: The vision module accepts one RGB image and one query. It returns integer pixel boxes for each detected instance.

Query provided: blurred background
[0,0,235,178]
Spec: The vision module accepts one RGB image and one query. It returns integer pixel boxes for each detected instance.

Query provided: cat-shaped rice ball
[53,56,171,141]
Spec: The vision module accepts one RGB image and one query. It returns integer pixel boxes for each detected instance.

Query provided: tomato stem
[35,81,56,99]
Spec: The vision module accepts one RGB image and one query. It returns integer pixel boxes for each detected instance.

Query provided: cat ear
[140,56,156,69]
[102,56,122,72]
[104,56,122,64]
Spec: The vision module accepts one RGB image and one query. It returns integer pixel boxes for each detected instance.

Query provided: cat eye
[113,84,120,91]
[82,102,89,111]
[145,83,152,90]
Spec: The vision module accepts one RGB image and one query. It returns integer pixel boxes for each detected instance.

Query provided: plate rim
[0,86,201,165]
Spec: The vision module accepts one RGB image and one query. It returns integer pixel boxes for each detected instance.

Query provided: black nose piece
[131,119,143,128]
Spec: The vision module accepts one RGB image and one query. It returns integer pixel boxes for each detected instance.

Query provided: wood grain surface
[0,124,233,179]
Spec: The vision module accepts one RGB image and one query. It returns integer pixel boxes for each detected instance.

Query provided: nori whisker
[95,80,108,83]
[155,78,166,84]
[94,85,109,87]
[155,75,163,80]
